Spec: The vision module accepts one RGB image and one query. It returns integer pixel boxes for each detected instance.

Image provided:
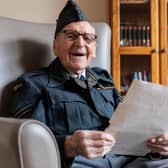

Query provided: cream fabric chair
[0,16,111,168]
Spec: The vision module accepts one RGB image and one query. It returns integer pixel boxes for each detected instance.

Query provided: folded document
[105,80,168,156]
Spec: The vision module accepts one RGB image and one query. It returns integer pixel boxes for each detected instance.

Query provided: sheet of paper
[105,80,168,156]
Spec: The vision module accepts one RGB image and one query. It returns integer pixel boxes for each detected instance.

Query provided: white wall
[0,0,109,23]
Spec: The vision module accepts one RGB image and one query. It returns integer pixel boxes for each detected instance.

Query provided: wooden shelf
[120,0,149,4]
[120,47,153,55]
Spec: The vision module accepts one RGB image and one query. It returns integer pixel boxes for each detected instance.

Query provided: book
[137,25,142,46]
[120,25,124,46]
[146,25,150,46]
[128,25,133,46]
[132,25,137,46]
[142,25,146,46]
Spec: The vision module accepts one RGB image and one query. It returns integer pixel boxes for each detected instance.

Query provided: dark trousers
[71,153,168,168]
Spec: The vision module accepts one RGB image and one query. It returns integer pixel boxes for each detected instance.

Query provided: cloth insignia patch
[15,104,33,118]
[13,83,24,92]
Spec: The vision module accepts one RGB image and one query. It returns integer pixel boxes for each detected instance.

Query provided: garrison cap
[54,0,88,38]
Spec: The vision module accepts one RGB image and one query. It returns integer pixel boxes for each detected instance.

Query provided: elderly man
[10,0,168,168]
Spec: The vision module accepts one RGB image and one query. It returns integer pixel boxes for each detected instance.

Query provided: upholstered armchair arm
[0,117,61,168]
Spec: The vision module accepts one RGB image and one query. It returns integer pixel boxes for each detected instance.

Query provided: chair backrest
[0,16,111,168]
[0,16,111,116]
[0,117,61,168]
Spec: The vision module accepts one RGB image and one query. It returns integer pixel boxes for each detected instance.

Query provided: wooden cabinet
[111,0,168,92]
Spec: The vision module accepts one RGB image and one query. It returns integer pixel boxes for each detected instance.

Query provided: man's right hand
[64,130,115,158]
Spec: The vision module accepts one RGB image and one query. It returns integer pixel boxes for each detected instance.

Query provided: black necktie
[79,75,85,81]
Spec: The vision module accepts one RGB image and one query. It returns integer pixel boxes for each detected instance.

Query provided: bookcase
[111,0,168,93]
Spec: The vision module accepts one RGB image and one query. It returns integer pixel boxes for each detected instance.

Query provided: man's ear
[53,39,56,49]
[53,39,57,56]
[92,43,97,59]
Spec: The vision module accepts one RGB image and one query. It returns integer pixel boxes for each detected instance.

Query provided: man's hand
[147,133,168,156]
[64,130,115,158]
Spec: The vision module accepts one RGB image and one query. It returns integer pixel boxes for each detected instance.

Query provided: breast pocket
[99,89,115,105]
[48,89,89,134]
[89,88,116,119]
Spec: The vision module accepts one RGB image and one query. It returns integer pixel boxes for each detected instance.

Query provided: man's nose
[74,35,85,46]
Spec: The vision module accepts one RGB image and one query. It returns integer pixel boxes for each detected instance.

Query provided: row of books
[133,71,150,81]
[121,71,150,94]
[120,24,150,46]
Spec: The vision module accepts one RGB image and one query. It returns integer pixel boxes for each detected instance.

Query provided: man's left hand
[147,133,168,156]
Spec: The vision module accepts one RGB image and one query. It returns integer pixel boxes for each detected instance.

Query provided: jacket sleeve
[9,76,71,168]
[10,76,43,119]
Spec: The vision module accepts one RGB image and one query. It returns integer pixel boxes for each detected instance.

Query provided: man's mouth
[71,52,86,57]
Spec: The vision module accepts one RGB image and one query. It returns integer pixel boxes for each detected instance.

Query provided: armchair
[0,16,111,167]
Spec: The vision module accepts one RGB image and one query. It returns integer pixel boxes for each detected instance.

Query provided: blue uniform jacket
[10,58,121,167]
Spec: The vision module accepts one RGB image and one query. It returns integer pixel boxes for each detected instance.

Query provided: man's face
[53,21,96,74]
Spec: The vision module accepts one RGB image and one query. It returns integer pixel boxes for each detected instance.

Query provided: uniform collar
[68,69,86,79]
[48,58,70,87]
[47,58,112,88]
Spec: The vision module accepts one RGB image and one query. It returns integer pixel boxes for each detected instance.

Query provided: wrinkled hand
[147,133,168,156]
[64,130,115,158]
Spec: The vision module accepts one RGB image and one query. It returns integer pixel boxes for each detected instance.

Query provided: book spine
[146,25,150,46]
[120,25,124,46]
[128,25,133,46]
[142,25,146,46]
[124,25,129,46]
[132,25,137,46]
[137,25,142,46]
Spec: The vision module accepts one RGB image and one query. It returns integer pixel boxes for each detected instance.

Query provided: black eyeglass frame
[60,29,97,44]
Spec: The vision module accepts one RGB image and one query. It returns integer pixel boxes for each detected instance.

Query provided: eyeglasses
[60,29,97,44]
